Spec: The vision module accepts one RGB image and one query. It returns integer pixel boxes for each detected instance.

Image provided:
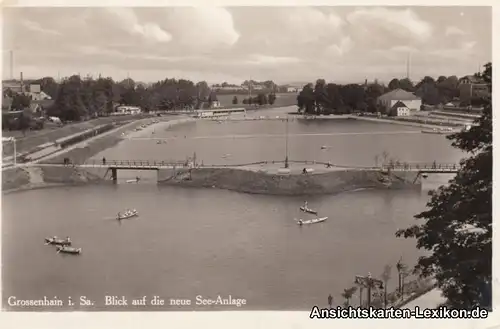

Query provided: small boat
[300,206,318,215]
[57,246,82,255]
[126,178,140,183]
[117,209,138,220]
[44,236,72,246]
[421,128,452,135]
[321,145,328,149]
[296,217,328,225]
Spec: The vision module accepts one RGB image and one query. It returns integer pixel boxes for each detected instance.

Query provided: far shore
[2,106,446,194]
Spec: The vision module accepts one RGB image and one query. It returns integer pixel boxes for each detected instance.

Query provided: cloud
[104,8,171,43]
[347,7,433,42]
[2,7,490,84]
[244,54,303,65]
[21,20,61,36]
[326,36,353,56]
[162,7,239,50]
[445,26,466,36]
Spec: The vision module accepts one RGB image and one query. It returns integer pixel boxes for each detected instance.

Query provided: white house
[286,87,299,93]
[389,101,410,116]
[210,100,221,108]
[116,105,142,115]
[377,88,422,113]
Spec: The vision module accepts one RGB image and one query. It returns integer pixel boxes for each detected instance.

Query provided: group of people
[52,236,71,243]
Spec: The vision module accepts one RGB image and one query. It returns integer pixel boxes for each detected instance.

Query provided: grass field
[215,92,298,108]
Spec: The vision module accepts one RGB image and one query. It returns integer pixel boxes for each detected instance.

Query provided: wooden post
[111,168,117,182]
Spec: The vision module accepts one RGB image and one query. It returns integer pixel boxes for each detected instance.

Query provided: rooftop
[378,88,421,102]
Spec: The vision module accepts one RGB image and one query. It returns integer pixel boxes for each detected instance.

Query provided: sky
[1,6,492,85]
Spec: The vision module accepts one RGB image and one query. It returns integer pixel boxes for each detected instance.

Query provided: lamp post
[284,116,289,168]
[355,272,383,308]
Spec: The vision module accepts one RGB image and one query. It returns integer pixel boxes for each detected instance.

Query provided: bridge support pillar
[111,168,117,182]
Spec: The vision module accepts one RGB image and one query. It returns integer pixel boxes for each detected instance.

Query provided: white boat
[299,206,318,215]
[321,145,328,149]
[57,246,82,255]
[421,128,453,135]
[117,209,138,220]
[296,217,328,225]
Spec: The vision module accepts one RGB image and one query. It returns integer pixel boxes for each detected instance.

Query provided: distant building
[458,75,489,105]
[377,88,422,114]
[116,105,142,115]
[210,100,221,108]
[389,101,410,117]
[286,87,299,93]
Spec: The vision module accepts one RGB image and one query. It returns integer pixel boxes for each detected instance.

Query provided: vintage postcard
[0,1,495,328]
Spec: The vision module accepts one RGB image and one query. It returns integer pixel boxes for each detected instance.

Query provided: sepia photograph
[1,4,493,317]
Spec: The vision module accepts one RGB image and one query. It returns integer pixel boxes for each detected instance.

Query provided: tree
[437,76,447,84]
[388,79,400,90]
[341,287,357,307]
[256,93,268,106]
[396,63,492,309]
[380,265,392,308]
[11,94,31,111]
[314,79,327,114]
[297,83,315,114]
[268,93,276,105]
[399,78,415,92]
[232,96,238,104]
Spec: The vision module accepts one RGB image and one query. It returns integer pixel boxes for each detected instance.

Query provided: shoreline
[3,111,436,195]
[3,165,422,196]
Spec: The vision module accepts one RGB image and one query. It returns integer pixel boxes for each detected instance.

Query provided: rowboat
[296,217,328,225]
[44,237,71,246]
[118,209,138,220]
[421,128,453,135]
[299,206,318,215]
[57,246,82,255]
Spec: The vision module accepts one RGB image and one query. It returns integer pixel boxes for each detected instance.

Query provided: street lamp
[284,116,289,168]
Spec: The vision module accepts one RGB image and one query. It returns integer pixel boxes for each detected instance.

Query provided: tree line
[296,73,482,115]
[231,93,277,106]
[4,75,215,122]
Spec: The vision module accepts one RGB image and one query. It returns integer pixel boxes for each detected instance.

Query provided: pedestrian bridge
[28,159,461,173]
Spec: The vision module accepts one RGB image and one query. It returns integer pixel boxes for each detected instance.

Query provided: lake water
[2,107,465,311]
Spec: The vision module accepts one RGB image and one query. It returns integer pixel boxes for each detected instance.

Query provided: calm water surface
[3,109,465,310]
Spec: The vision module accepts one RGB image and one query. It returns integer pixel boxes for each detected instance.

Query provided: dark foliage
[395,62,492,309]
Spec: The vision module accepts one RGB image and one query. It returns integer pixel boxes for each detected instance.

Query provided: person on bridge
[102,157,106,165]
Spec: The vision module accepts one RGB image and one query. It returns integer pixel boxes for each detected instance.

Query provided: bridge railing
[74,159,460,171]
[381,162,460,171]
[84,159,187,167]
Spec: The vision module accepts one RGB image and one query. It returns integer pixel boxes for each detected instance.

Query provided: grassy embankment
[2,115,148,158]
[158,167,421,196]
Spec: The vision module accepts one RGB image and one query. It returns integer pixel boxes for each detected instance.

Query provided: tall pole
[285,117,289,168]
[406,52,410,80]
[10,50,13,80]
